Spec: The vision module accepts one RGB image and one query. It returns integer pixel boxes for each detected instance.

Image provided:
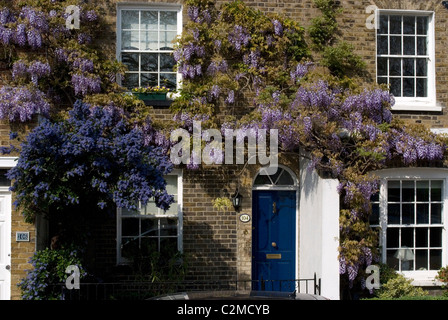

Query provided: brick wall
[7,0,448,299]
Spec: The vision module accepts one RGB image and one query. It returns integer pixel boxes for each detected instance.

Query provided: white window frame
[376,9,439,112]
[116,3,183,91]
[372,168,448,286]
[116,169,183,265]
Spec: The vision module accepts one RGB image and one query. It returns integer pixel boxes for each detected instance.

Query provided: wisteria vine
[172,0,448,291]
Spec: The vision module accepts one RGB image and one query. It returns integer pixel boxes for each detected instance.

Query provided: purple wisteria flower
[72,58,94,73]
[71,74,101,96]
[228,25,251,51]
[225,90,235,105]
[27,61,51,85]
[14,23,27,46]
[0,86,50,122]
[272,19,283,36]
[290,62,312,83]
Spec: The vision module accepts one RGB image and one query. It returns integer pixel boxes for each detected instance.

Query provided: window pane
[160,73,177,90]
[377,36,388,55]
[430,227,442,247]
[141,53,158,72]
[122,30,140,50]
[141,73,158,87]
[430,249,442,270]
[388,180,401,201]
[390,16,402,34]
[141,31,158,50]
[390,36,402,55]
[141,218,157,236]
[122,53,139,71]
[402,204,414,224]
[402,180,414,202]
[416,58,427,76]
[403,36,415,55]
[387,250,399,270]
[122,73,139,89]
[401,257,413,271]
[390,78,401,97]
[121,238,139,258]
[377,57,387,76]
[122,10,139,29]
[417,37,427,55]
[160,53,176,71]
[277,170,295,185]
[388,204,400,224]
[160,217,178,237]
[416,228,428,247]
[403,16,415,34]
[403,78,415,97]
[403,58,415,77]
[431,181,442,201]
[160,31,177,49]
[417,16,428,35]
[415,249,428,270]
[143,200,158,215]
[160,11,177,30]
[431,204,442,224]
[370,203,380,225]
[0,170,10,186]
[389,59,401,76]
[416,181,429,201]
[160,237,178,256]
[122,218,139,236]
[387,228,399,247]
[141,237,158,252]
[416,78,427,98]
[377,77,387,86]
[417,204,429,224]
[165,175,178,197]
[379,15,388,34]
[141,11,158,30]
[401,228,414,247]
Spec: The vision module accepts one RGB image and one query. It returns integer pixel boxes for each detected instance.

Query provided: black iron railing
[49,274,321,300]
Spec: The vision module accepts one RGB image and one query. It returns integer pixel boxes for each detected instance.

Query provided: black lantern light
[232,189,243,211]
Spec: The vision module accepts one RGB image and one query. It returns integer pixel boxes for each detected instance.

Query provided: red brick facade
[5,0,448,299]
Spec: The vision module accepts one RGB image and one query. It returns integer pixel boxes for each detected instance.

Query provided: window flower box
[133,92,167,101]
[131,86,171,101]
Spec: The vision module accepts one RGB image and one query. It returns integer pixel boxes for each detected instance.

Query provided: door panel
[252,190,296,292]
[0,193,11,300]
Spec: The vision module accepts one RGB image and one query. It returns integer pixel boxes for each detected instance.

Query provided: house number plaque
[16,232,30,242]
[239,214,251,223]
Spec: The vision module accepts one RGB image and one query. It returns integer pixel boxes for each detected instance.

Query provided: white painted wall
[299,158,340,300]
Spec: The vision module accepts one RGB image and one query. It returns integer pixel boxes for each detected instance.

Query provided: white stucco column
[299,158,340,300]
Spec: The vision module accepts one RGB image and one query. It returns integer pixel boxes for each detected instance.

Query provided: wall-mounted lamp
[443,1,448,9]
[232,189,243,211]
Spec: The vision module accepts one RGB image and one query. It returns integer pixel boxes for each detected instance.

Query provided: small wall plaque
[239,214,251,223]
[16,232,30,242]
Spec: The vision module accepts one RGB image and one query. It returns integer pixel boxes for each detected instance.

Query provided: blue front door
[252,190,296,292]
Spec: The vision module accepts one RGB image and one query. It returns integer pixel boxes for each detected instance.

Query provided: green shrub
[436,266,448,286]
[18,247,87,300]
[375,273,428,300]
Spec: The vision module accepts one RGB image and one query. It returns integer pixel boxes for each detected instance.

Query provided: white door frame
[252,165,300,285]
[0,157,17,300]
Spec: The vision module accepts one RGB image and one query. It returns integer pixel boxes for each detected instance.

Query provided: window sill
[391,103,442,112]
[401,271,442,287]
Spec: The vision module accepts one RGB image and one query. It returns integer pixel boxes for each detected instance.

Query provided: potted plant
[132,86,171,100]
